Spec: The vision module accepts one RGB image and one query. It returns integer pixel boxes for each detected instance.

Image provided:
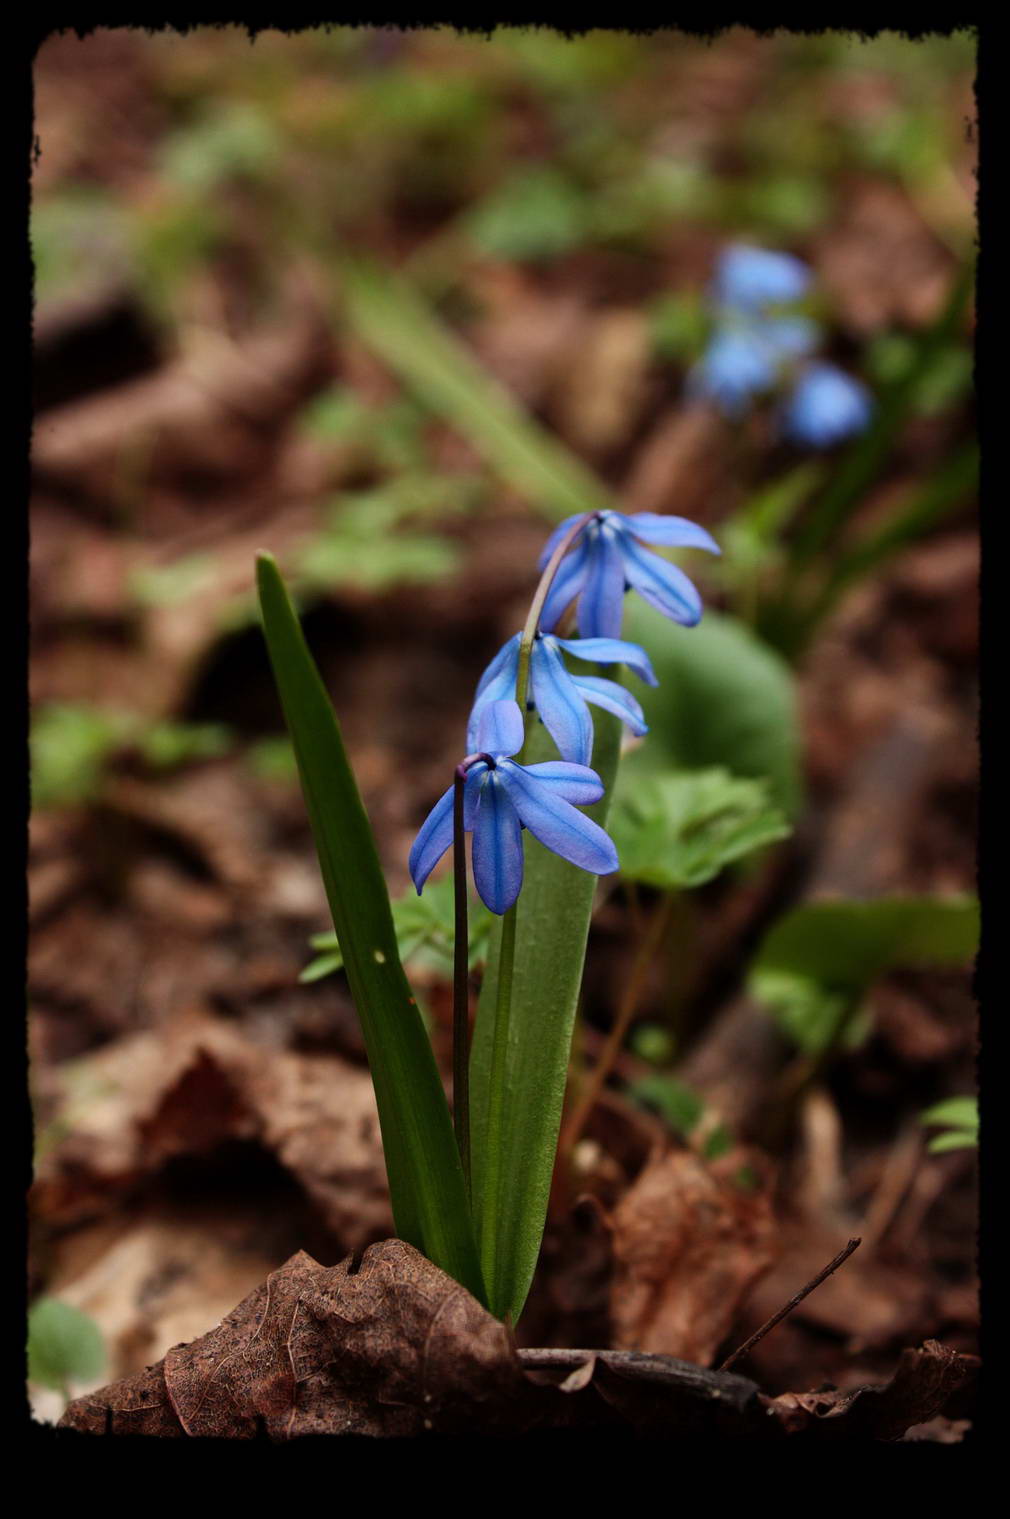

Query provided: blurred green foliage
[749,895,979,1055]
[28,1298,106,1394]
[31,703,233,808]
[920,1095,978,1154]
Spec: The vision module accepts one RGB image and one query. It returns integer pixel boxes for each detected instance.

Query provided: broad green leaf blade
[336,251,615,522]
[256,554,484,1302]
[621,604,803,817]
[469,707,622,1323]
[610,767,791,890]
[750,895,980,994]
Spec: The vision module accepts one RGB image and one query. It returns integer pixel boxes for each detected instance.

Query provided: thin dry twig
[718,1237,862,1372]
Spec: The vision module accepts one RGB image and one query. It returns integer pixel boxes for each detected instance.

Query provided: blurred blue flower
[689,243,873,448]
[713,244,813,312]
[781,361,873,448]
[537,510,720,641]
[467,630,657,766]
[409,699,618,915]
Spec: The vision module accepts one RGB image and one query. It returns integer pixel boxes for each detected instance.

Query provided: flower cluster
[689,243,872,448]
[409,508,719,914]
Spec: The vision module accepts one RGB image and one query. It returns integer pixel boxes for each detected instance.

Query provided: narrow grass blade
[256,553,484,1302]
[335,251,615,522]
[469,706,622,1322]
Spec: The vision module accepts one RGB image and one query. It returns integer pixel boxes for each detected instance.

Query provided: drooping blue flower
[537,510,720,641]
[781,361,873,448]
[713,244,813,313]
[467,630,657,766]
[409,699,618,915]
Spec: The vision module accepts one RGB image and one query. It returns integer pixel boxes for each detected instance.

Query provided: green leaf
[28,1299,106,1392]
[302,876,495,983]
[335,252,615,522]
[469,707,622,1322]
[628,1074,705,1135]
[610,768,791,891]
[620,604,803,817]
[750,896,979,1055]
[927,1131,977,1155]
[921,1096,978,1133]
[751,895,979,992]
[256,553,484,1302]
[921,1095,978,1154]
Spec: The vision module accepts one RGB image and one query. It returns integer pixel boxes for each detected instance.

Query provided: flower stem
[479,902,517,1289]
[452,751,494,1198]
[515,512,595,711]
[452,764,472,1196]
[478,512,594,1306]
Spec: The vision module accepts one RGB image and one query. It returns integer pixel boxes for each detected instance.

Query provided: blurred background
[29,27,977,1428]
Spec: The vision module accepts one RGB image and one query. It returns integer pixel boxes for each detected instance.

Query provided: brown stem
[559,891,674,1158]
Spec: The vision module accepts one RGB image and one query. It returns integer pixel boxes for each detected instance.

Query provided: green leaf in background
[28,1299,106,1393]
[610,768,791,891]
[920,1095,978,1154]
[256,553,484,1302]
[466,165,591,262]
[469,707,622,1323]
[302,876,495,984]
[295,481,467,594]
[334,251,616,521]
[627,1074,733,1160]
[620,604,803,818]
[750,895,979,1054]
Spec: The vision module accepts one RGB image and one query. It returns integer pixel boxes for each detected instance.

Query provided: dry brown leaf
[608,1146,778,1362]
[60,1243,975,1440]
[32,1018,390,1247]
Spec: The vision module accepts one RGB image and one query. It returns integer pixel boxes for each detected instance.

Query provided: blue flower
[689,315,819,413]
[713,244,813,313]
[467,630,658,766]
[688,242,874,447]
[781,361,873,448]
[537,510,720,641]
[409,699,618,915]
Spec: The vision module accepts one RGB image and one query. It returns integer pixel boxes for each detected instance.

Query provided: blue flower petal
[714,244,812,311]
[498,761,618,876]
[467,636,521,751]
[471,774,524,914]
[530,640,594,766]
[620,536,703,627]
[463,762,489,829]
[476,697,525,758]
[617,514,721,559]
[570,674,647,734]
[520,760,604,806]
[537,512,590,571]
[688,328,778,414]
[474,633,521,702]
[577,526,627,639]
[408,783,455,893]
[782,362,872,448]
[554,635,659,686]
[540,536,592,633]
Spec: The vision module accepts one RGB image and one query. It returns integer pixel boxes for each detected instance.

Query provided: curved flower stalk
[409,698,617,915]
[537,509,720,640]
[689,242,872,449]
[467,630,657,766]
